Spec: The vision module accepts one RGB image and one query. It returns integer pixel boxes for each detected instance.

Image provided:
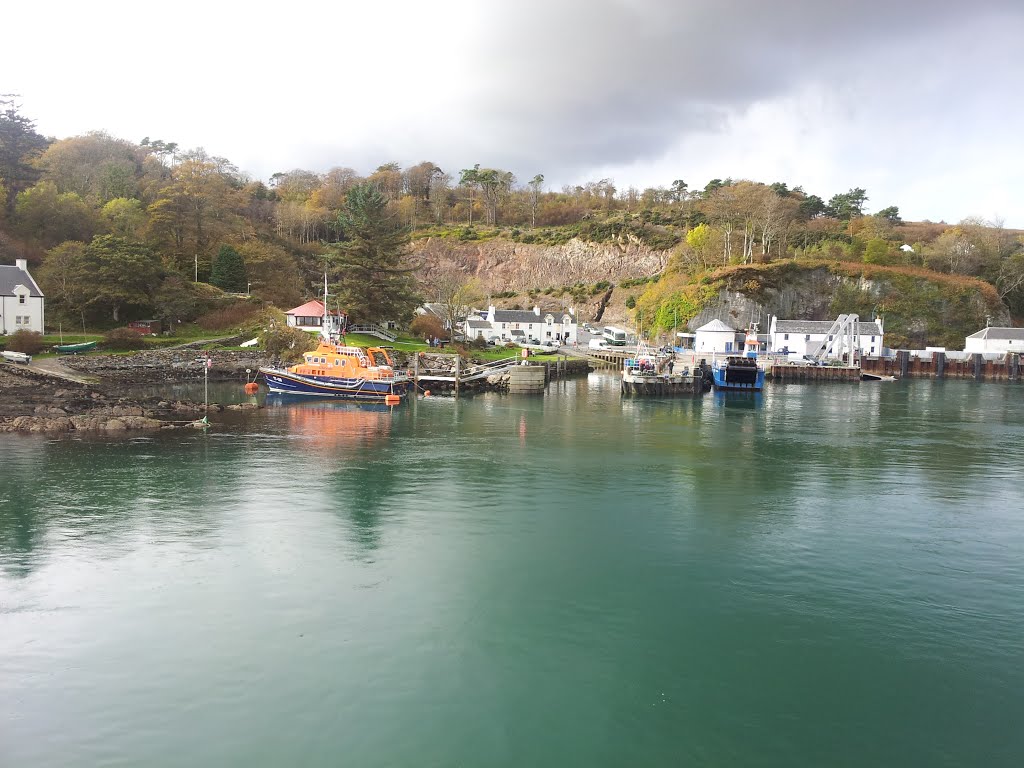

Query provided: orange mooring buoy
[385,394,400,406]
[423,390,431,397]
[244,382,258,394]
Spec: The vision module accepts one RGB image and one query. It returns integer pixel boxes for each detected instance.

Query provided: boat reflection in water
[266,396,394,453]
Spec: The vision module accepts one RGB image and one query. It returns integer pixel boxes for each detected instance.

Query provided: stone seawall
[61,350,275,383]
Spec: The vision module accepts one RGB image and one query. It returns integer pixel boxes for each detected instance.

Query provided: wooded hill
[1,100,1021,345]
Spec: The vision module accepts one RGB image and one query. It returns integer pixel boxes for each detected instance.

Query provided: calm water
[2,376,1023,767]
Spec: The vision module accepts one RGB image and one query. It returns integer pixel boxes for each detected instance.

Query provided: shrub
[6,330,45,355]
[260,325,317,363]
[102,327,148,351]
[409,313,448,341]
[625,295,637,309]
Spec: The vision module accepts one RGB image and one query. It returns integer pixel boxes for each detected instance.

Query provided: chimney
[15,258,27,272]
[487,305,496,322]
[533,305,540,316]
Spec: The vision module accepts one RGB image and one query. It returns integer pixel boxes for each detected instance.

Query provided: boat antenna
[321,272,332,344]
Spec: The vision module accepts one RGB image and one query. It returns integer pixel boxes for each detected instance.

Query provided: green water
[2,376,1022,767]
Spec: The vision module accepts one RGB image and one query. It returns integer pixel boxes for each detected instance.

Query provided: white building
[466,305,577,345]
[768,317,885,359]
[964,326,1024,354]
[285,300,344,332]
[694,319,738,354]
[0,259,45,334]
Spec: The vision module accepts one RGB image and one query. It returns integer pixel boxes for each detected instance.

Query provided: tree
[328,184,420,324]
[528,174,544,227]
[101,197,146,238]
[670,179,688,203]
[428,263,480,333]
[13,181,100,247]
[827,187,868,220]
[458,164,480,224]
[37,240,90,322]
[35,132,140,203]
[210,244,247,292]
[863,238,895,265]
[475,167,515,225]
[876,205,902,224]
[797,194,828,219]
[81,235,162,322]
[153,273,208,331]
[0,97,49,214]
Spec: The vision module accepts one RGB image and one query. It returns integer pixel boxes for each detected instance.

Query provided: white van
[588,338,608,350]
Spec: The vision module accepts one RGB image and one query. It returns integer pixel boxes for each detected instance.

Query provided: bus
[602,326,628,346]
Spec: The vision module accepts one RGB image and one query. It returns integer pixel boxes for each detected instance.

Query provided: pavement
[26,356,100,385]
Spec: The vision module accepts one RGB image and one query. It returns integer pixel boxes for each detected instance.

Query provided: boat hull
[54,341,97,354]
[712,364,765,391]
[260,367,408,402]
[2,351,32,365]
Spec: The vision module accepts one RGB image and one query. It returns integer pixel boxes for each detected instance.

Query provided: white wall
[1,290,45,334]
[694,330,735,354]
[965,336,1024,354]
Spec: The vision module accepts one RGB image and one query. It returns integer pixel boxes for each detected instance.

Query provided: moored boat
[54,341,98,355]
[711,355,765,391]
[2,350,32,365]
[259,278,408,403]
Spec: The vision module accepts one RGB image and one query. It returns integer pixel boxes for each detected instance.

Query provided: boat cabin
[291,343,400,381]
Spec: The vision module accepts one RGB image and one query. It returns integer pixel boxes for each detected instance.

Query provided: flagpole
[203,355,210,425]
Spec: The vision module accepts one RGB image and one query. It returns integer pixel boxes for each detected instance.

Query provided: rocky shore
[0,353,263,434]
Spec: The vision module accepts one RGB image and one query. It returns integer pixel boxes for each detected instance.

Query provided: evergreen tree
[210,244,247,291]
[327,183,420,324]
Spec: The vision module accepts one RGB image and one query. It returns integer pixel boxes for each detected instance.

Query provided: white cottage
[285,300,344,332]
[964,326,1024,354]
[467,306,577,345]
[768,317,885,359]
[694,319,738,354]
[0,259,45,334]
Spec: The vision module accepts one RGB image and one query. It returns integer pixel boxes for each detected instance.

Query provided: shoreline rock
[0,362,260,434]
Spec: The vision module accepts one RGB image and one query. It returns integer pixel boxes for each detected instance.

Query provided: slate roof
[0,265,43,297]
[965,326,1024,341]
[465,319,491,329]
[492,309,544,323]
[775,320,881,335]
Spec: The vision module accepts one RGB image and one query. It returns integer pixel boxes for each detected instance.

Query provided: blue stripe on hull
[260,369,407,401]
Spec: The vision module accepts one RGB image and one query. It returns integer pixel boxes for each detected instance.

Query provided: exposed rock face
[412,237,668,291]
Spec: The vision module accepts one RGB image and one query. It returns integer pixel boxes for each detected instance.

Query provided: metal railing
[347,324,397,343]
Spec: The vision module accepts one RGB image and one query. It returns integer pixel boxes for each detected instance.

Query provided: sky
[4,0,1024,225]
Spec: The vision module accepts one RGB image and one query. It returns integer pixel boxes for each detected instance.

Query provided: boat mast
[321,272,332,343]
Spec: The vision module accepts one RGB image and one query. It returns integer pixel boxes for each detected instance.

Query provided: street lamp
[247,282,251,296]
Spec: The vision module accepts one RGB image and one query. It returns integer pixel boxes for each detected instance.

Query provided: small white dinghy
[2,350,32,365]
[860,372,896,382]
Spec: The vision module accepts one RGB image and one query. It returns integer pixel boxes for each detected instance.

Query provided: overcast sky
[4,0,1023,225]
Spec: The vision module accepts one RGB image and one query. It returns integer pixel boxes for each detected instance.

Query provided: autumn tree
[146,149,244,274]
[13,181,100,247]
[327,184,419,324]
[36,132,140,203]
[476,167,515,225]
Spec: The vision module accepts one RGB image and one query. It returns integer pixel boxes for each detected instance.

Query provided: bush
[260,325,317,364]
[409,313,448,341]
[102,327,148,351]
[625,295,637,309]
[6,330,45,355]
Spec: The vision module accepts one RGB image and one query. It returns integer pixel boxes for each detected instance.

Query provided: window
[805,335,810,341]
[19,294,26,304]
[783,333,789,340]
[871,335,876,342]
[828,335,833,341]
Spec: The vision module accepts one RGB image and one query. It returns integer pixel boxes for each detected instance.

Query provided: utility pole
[194,255,198,283]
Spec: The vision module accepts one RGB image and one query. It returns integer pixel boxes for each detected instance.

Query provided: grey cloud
[443,0,1024,180]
